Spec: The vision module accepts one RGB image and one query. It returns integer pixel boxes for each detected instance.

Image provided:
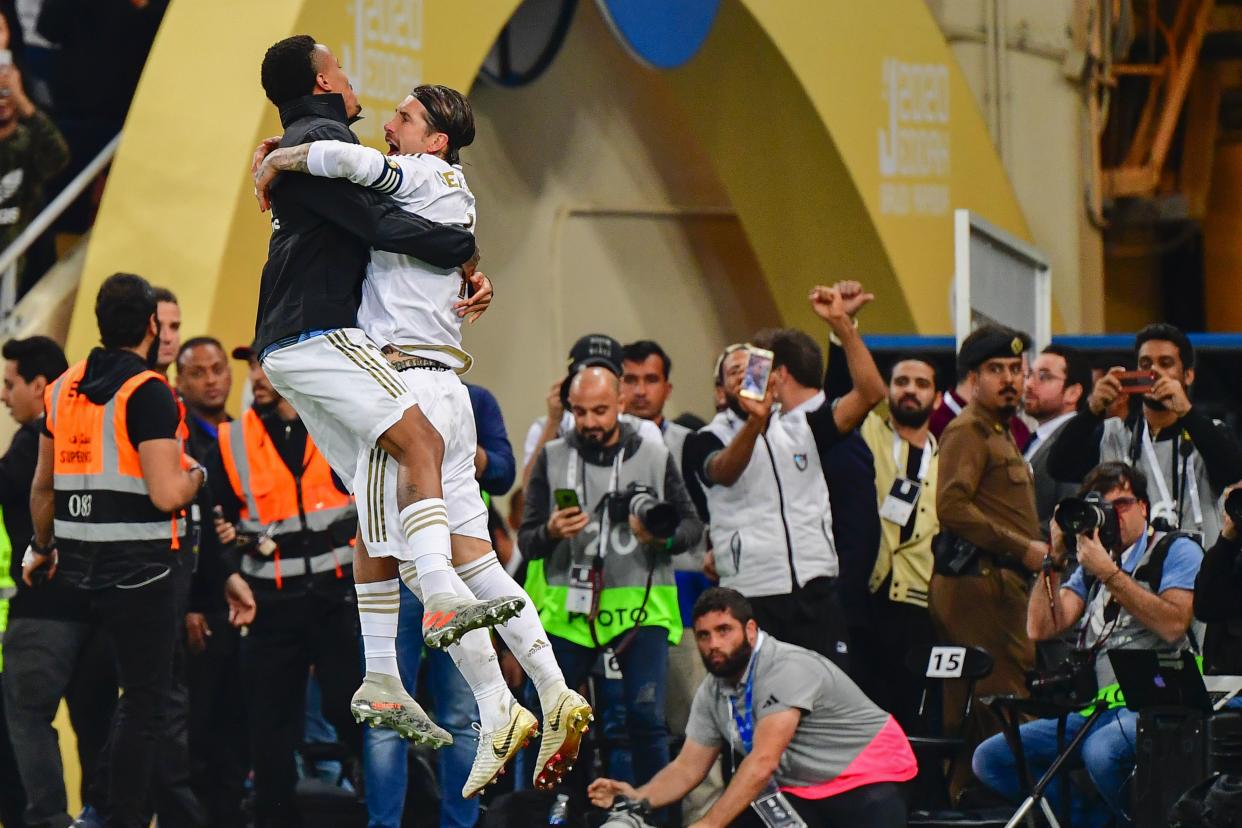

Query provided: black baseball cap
[231,342,258,362]
[561,334,624,403]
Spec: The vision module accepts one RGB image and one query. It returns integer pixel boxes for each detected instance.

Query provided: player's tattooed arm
[253,144,311,211]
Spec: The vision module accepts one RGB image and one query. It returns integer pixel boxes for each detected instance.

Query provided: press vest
[702,408,839,598]
[528,433,681,648]
[0,506,11,671]
[219,408,355,585]
[45,361,187,546]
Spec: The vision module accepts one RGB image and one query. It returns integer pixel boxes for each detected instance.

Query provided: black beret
[958,325,1032,373]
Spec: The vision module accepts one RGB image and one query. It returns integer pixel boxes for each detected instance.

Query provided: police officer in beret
[930,325,1048,798]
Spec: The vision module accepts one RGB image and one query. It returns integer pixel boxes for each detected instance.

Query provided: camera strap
[564,448,623,561]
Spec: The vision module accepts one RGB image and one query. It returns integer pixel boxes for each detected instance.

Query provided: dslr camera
[1027,649,1098,708]
[596,796,656,828]
[1054,491,1122,551]
[603,483,679,540]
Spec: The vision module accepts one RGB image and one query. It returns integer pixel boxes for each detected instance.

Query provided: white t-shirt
[306,141,476,370]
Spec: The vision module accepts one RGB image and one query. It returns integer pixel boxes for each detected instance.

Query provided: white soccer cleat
[534,687,593,790]
[350,672,453,747]
[421,591,525,649]
[462,702,540,798]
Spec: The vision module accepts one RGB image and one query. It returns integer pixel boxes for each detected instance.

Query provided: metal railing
[0,133,121,320]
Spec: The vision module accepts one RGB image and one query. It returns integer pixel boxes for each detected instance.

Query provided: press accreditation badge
[566,564,594,615]
[751,781,808,828]
[880,478,921,526]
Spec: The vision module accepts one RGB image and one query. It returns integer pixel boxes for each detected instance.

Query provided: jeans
[363,587,479,828]
[972,707,1137,828]
[546,627,671,786]
[3,618,116,828]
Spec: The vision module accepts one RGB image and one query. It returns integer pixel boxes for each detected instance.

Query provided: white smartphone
[739,346,774,401]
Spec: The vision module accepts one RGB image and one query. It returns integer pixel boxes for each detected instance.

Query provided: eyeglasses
[1025,370,1066,384]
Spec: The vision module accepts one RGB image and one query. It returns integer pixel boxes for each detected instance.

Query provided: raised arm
[808,284,884,433]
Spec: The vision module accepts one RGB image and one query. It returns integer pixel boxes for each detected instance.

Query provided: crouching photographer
[973,462,1204,827]
[520,367,704,803]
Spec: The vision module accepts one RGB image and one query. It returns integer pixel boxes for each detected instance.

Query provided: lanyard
[565,447,624,559]
[892,433,931,482]
[727,633,767,754]
[1141,423,1202,528]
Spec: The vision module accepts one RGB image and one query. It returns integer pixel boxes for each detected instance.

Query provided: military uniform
[930,329,1041,797]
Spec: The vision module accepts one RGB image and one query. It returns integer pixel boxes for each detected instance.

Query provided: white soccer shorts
[260,328,416,488]
[352,367,490,560]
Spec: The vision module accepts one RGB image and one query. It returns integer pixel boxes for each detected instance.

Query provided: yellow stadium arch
[68,0,1031,361]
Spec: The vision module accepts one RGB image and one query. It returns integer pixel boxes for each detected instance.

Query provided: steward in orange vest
[219,406,356,591]
[25,273,207,828]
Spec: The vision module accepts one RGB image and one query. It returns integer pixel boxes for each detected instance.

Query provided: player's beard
[724,391,748,421]
[580,421,619,449]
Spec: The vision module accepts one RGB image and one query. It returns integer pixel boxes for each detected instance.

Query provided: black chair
[904,643,1013,827]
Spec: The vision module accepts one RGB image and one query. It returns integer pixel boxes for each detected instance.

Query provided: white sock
[456,552,567,702]
[398,560,513,731]
[399,499,455,598]
[450,628,515,732]
[355,579,401,678]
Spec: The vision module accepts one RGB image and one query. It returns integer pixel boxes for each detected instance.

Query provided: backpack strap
[1133,530,1190,594]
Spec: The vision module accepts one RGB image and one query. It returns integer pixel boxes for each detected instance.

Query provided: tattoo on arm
[269,144,311,173]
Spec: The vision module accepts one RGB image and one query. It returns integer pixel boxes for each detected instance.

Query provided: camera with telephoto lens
[1027,649,1098,708]
[597,796,656,828]
[1055,491,1122,550]
[604,483,679,540]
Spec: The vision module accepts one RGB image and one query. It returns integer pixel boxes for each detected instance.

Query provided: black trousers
[148,554,205,828]
[0,671,29,828]
[241,586,363,828]
[187,610,247,828]
[854,596,936,733]
[86,571,180,828]
[728,782,907,828]
[748,577,851,671]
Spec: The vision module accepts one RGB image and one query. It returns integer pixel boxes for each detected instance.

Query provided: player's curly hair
[261,35,318,107]
[411,84,475,165]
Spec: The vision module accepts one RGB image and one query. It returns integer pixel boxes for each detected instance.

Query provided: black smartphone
[554,488,580,510]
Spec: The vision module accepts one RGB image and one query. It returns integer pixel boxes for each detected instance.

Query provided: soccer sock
[456,552,567,702]
[355,579,401,678]
[399,498,455,598]
[449,628,515,733]
[398,560,513,731]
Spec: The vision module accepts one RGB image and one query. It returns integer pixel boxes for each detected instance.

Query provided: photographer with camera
[1193,484,1242,675]
[520,366,703,801]
[973,462,1204,827]
[1048,324,1242,549]
[588,587,916,828]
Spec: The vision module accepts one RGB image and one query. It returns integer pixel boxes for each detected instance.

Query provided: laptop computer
[1106,649,1235,713]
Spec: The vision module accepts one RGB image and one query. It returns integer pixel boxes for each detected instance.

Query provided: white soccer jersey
[306,141,476,370]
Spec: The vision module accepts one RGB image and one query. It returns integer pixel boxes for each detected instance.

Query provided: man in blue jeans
[364,585,480,828]
[972,462,1203,827]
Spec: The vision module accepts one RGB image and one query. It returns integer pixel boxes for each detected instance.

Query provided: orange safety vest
[45,360,188,547]
[219,408,355,586]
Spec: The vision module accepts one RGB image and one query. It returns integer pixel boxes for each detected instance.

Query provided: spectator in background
[0,53,68,297]
[1049,323,1242,550]
[468,382,515,497]
[178,338,251,828]
[1193,483,1242,675]
[152,286,180,375]
[851,356,941,731]
[1,337,121,828]
[1023,345,1091,530]
[0,336,74,828]
[684,286,885,668]
[37,0,168,233]
[932,325,1045,799]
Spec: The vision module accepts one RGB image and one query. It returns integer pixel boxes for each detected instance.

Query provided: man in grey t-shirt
[589,588,916,828]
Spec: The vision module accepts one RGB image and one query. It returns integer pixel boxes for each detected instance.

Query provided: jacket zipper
[760,433,798,592]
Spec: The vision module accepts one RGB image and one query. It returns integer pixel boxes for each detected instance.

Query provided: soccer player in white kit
[256,85,592,795]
